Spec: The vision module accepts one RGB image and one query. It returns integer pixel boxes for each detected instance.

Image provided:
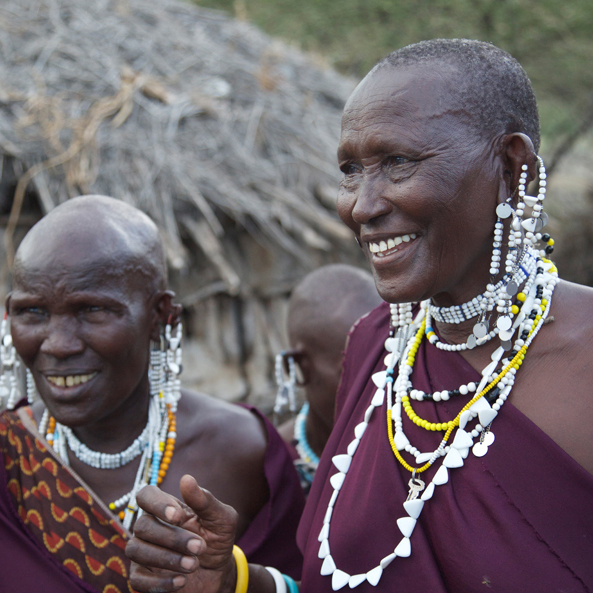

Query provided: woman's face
[337,64,502,306]
[8,247,157,428]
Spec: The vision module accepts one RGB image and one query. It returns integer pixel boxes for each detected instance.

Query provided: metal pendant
[473,322,488,339]
[496,203,513,219]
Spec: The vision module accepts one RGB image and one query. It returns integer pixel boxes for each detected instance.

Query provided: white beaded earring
[26,368,38,405]
[273,351,297,421]
[163,320,182,407]
[0,316,21,410]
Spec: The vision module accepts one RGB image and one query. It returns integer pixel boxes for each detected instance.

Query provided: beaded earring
[0,315,21,410]
[273,351,297,422]
[26,368,38,405]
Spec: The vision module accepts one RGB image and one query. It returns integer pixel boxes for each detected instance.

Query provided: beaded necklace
[318,258,558,590]
[294,402,320,466]
[44,394,178,525]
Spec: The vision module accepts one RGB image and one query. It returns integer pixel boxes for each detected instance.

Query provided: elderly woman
[126,39,593,593]
[0,196,304,593]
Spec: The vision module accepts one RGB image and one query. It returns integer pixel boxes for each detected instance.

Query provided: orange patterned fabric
[0,410,134,593]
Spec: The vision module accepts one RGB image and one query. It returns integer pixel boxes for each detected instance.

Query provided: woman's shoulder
[176,390,268,455]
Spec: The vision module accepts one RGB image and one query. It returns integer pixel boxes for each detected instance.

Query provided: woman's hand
[126,474,238,593]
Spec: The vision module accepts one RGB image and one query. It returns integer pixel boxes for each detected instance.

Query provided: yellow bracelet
[232,545,249,593]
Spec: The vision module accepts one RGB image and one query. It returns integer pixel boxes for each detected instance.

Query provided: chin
[373,273,434,305]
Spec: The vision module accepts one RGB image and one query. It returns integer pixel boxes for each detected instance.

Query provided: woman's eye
[341,163,362,176]
[385,156,410,167]
[20,307,45,315]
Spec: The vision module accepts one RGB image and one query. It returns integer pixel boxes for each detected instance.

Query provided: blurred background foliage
[193,0,593,150]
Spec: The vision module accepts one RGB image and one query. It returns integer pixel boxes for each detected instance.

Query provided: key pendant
[406,477,425,501]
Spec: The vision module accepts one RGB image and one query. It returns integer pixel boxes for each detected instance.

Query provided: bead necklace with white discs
[318,257,558,590]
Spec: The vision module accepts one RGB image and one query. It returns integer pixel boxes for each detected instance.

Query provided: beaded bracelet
[232,545,249,593]
[265,567,287,593]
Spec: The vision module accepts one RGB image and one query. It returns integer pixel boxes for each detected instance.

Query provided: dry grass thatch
[0,0,358,297]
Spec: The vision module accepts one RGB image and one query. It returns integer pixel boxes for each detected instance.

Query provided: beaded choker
[318,256,558,589]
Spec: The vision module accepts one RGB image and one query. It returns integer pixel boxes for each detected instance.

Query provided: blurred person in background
[275,264,382,494]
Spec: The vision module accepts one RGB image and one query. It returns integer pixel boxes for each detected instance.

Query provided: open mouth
[367,233,418,258]
[46,372,98,388]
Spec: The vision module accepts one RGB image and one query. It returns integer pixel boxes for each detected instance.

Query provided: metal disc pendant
[484,432,495,446]
[499,328,514,341]
[501,339,512,351]
[472,442,488,457]
[535,218,544,232]
[541,212,549,227]
[506,281,518,296]
[496,316,512,331]
[496,203,513,219]
[466,334,477,350]
[473,322,488,339]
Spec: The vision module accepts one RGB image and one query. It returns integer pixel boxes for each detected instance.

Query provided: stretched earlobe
[502,133,538,195]
[151,291,182,342]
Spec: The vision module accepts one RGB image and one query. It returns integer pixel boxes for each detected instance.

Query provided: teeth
[367,233,418,255]
[47,373,96,387]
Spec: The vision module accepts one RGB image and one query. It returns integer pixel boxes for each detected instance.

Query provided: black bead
[545,245,554,254]
[486,386,501,403]
[542,233,550,242]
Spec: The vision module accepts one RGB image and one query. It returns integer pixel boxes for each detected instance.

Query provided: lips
[366,233,418,258]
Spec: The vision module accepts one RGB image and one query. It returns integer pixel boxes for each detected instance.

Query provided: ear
[149,290,183,342]
[498,133,538,204]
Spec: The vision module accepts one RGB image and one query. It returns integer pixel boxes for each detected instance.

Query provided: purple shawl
[298,302,593,592]
[237,406,304,578]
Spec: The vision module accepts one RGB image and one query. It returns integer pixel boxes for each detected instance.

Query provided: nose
[350,172,393,226]
[39,315,85,359]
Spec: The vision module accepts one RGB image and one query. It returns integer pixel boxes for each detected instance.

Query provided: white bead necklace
[318,260,558,590]
[59,421,151,469]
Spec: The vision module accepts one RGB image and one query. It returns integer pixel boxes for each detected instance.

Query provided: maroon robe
[0,403,303,592]
[298,302,593,592]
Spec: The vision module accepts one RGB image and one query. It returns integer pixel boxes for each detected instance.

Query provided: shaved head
[13,195,167,295]
[288,264,382,352]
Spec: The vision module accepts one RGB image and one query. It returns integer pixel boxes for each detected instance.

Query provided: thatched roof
[0,0,359,299]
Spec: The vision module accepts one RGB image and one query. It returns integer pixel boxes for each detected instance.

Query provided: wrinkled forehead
[345,61,462,119]
[339,62,473,152]
[14,217,155,295]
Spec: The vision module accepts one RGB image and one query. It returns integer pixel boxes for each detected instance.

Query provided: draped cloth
[298,302,593,593]
[0,408,131,593]
[0,404,304,592]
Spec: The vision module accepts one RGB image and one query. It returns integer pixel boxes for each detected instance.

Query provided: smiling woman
[123,39,593,593]
[0,195,304,593]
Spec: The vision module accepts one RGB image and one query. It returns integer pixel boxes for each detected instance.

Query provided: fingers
[131,513,204,559]
[136,485,196,527]
[129,563,187,593]
[126,533,198,574]
[179,475,239,532]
